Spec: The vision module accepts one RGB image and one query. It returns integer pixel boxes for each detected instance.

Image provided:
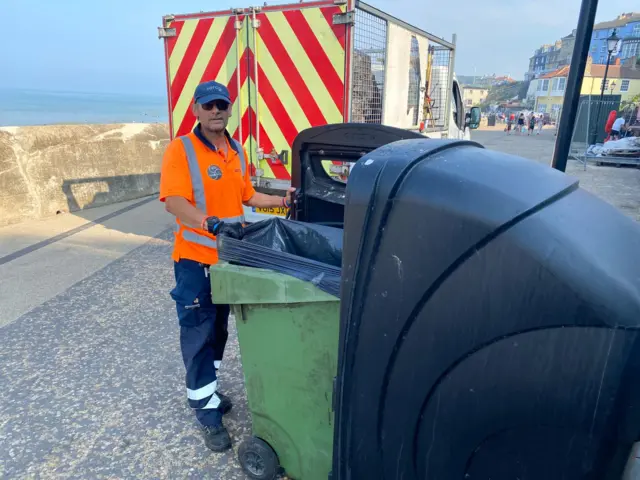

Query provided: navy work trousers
[170,259,230,427]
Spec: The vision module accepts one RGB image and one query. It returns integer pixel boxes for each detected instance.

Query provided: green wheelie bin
[210,262,340,480]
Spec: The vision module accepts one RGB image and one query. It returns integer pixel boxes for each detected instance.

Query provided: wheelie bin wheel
[238,437,280,480]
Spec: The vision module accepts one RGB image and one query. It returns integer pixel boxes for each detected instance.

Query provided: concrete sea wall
[0,123,170,226]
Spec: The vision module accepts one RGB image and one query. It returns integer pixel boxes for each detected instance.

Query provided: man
[611,114,625,141]
[159,80,294,452]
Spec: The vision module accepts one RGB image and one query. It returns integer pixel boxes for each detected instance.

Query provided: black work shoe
[201,424,232,452]
[216,391,233,415]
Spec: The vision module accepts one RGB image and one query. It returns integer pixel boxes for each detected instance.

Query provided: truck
[157,0,479,214]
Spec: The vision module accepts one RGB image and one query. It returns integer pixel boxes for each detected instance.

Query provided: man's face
[194,99,231,133]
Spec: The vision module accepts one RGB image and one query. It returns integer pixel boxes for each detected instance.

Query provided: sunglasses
[201,100,230,111]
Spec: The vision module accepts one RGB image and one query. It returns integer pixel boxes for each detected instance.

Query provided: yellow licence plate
[253,206,287,217]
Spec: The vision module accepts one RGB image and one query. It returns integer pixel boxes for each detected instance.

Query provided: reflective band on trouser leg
[179,136,207,212]
[187,380,221,409]
[187,380,217,401]
[203,393,221,409]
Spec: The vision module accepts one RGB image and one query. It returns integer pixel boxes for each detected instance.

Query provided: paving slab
[472,130,640,222]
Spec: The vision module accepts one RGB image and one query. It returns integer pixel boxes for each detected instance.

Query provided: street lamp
[589,28,619,144]
[606,30,620,57]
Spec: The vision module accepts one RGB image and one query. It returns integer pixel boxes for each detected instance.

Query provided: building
[526,41,562,80]
[462,86,489,108]
[526,31,579,82]
[531,66,570,121]
[589,13,640,65]
[581,60,640,99]
[558,30,577,67]
[534,57,640,119]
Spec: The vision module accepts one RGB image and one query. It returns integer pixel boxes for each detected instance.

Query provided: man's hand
[244,187,297,209]
[216,222,244,239]
[284,187,296,208]
[204,216,244,240]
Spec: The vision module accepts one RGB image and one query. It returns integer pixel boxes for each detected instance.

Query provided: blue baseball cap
[193,81,231,105]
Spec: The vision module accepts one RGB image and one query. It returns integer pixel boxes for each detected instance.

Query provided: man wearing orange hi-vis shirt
[159,80,294,452]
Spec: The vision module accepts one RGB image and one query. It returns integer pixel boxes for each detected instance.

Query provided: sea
[0,88,169,127]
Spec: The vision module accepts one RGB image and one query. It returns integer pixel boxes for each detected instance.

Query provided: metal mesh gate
[426,47,452,130]
[349,4,455,131]
[351,7,386,124]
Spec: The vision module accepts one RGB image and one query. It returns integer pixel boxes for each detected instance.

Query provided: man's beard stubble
[202,118,227,135]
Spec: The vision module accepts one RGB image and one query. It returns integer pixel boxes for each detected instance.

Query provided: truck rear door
[248,2,350,190]
[160,1,350,193]
[161,9,247,142]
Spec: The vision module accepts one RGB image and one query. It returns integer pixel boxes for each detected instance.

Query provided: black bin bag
[332,139,640,480]
[217,217,342,297]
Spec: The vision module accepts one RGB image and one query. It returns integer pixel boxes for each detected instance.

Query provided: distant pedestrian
[517,113,525,135]
[506,113,514,134]
[536,114,543,135]
[528,114,536,136]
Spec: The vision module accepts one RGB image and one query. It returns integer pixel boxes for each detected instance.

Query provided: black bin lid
[290,123,424,226]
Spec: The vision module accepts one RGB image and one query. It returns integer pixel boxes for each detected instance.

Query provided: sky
[2,0,632,96]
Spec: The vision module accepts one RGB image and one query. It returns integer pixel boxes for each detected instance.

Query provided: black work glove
[216,222,244,240]
[204,216,244,240]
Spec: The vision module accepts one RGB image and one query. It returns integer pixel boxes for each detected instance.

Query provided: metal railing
[566,95,639,168]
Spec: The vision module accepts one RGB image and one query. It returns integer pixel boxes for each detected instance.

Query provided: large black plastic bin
[332,139,640,480]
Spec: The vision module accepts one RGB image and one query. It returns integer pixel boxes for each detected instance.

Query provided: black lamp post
[552,0,599,172]
[589,28,620,145]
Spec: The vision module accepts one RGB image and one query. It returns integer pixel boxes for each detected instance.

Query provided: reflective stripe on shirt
[182,229,217,249]
[179,136,207,212]
[174,135,247,251]
[231,139,246,177]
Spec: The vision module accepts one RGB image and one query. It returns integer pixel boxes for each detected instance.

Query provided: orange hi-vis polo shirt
[159,125,255,265]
